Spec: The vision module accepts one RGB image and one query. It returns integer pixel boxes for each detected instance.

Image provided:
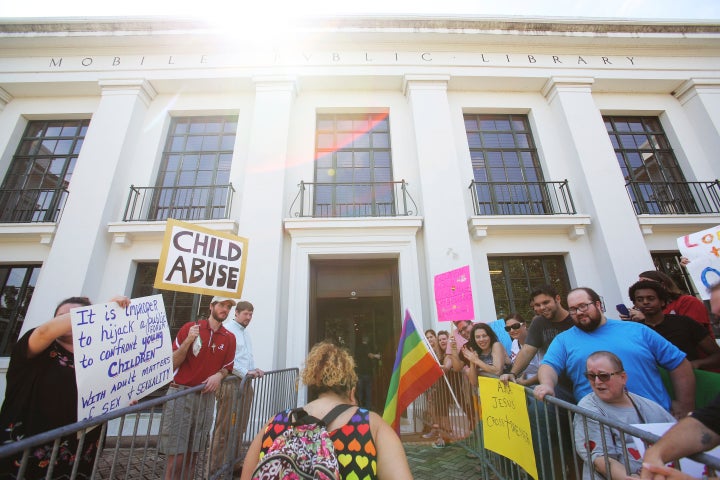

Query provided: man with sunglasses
[505,315,539,387]
[535,287,695,420]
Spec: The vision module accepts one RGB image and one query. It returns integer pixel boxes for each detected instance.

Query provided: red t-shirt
[172,319,235,387]
[664,295,714,339]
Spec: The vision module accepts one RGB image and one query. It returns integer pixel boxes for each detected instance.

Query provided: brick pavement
[95,436,483,479]
[403,435,482,480]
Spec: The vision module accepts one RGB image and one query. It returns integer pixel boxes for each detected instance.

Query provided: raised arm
[172,323,199,370]
[27,295,130,358]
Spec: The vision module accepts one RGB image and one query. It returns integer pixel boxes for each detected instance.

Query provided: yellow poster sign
[478,376,538,480]
[154,219,249,298]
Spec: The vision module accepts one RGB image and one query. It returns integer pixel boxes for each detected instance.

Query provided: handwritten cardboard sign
[677,225,720,300]
[155,218,249,297]
[478,376,538,480]
[434,265,475,322]
[71,294,173,421]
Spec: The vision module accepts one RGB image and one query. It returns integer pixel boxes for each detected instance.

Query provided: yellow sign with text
[478,376,538,480]
[154,219,248,298]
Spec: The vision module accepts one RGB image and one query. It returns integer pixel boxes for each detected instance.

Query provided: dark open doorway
[309,259,400,412]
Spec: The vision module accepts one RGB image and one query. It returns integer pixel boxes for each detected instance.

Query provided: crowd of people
[416,274,720,479]
[0,265,719,479]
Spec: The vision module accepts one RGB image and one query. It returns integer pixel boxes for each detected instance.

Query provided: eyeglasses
[584,371,623,382]
[569,302,596,315]
[504,323,523,332]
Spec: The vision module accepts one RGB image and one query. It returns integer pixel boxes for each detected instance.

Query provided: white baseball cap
[211,296,237,306]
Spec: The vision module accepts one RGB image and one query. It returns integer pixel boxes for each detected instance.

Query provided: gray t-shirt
[525,314,574,355]
[573,392,675,479]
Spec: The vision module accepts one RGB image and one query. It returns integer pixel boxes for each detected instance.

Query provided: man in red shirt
[158,296,237,480]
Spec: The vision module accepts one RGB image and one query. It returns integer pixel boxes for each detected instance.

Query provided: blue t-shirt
[541,319,686,410]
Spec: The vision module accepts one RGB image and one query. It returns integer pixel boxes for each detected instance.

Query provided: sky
[0,0,719,21]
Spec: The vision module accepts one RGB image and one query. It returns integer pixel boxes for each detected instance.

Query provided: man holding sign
[159,296,236,480]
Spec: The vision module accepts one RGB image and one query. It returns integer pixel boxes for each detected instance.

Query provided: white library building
[0,15,719,401]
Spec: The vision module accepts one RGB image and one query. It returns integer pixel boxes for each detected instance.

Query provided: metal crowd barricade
[0,368,298,480]
[207,368,299,480]
[412,375,720,480]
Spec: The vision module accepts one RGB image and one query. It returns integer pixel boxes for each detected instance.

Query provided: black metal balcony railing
[468,180,577,216]
[625,180,720,215]
[123,184,235,222]
[289,180,418,218]
[0,187,69,223]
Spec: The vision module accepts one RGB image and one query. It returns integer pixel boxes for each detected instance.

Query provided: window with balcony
[605,116,720,214]
[0,120,89,223]
[125,116,237,222]
[488,255,571,321]
[131,262,213,340]
[313,113,395,217]
[465,114,575,215]
[0,265,40,355]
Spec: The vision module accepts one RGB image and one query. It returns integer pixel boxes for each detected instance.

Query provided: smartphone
[616,304,630,317]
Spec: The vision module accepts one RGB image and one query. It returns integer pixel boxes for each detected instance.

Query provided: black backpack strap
[321,403,355,425]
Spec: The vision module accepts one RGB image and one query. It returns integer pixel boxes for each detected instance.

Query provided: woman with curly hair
[241,341,412,480]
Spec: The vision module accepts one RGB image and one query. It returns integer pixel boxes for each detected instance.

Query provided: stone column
[235,77,297,369]
[674,79,720,179]
[542,77,653,301]
[22,80,156,332]
[404,75,480,321]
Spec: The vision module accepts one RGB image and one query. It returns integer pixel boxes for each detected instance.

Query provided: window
[131,263,215,341]
[651,252,698,297]
[152,116,237,221]
[0,120,89,222]
[488,256,571,321]
[604,116,694,214]
[0,265,40,355]
[314,113,393,217]
[464,114,550,215]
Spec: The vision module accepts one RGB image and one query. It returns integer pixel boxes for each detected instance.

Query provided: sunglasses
[504,323,523,332]
[584,371,623,382]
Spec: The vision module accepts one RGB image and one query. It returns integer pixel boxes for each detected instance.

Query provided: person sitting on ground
[505,313,540,387]
[241,341,412,480]
[573,351,675,480]
[0,294,131,479]
[628,270,714,339]
[627,280,720,371]
[461,322,511,383]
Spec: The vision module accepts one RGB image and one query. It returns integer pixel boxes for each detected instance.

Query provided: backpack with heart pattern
[250,403,353,480]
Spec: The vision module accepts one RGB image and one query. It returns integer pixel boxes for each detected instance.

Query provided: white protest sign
[71,294,173,421]
[677,225,720,300]
[631,422,720,478]
[154,218,249,297]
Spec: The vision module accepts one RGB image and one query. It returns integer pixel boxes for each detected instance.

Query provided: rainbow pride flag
[382,310,444,432]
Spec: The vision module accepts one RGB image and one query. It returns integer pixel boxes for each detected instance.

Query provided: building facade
[0,16,719,403]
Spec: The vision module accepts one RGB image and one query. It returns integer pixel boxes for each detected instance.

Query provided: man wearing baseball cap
[158,296,237,480]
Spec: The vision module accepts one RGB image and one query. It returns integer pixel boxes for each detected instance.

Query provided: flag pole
[418,319,463,411]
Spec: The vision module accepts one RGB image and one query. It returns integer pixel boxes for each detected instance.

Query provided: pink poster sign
[434,265,475,322]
